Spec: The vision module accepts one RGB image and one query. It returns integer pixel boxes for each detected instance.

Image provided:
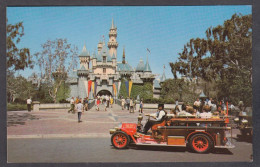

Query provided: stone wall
[33,102,70,112]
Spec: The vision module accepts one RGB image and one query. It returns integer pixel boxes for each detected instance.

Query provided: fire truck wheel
[111,131,130,149]
[189,134,213,153]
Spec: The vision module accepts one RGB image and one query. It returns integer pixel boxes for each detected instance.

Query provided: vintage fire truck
[109,113,234,153]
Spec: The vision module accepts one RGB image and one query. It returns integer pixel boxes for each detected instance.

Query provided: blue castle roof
[96,43,112,62]
[144,57,152,72]
[79,44,90,57]
[136,59,145,72]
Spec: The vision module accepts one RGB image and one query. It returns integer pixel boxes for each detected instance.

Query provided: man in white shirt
[76,98,84,122]
[142,104,166,134]
[194,98,201,107]
[129,98,134,113]
[121,97,126,110]
[27,97,32,112]
[194,98,201,112]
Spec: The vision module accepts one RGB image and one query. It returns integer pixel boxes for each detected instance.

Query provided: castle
[66,19,166,99]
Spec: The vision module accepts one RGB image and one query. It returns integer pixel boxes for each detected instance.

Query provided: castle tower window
[103,56,106,63]
[103,68,106,73]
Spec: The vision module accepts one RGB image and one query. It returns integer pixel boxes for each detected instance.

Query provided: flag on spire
[147,48,151,53]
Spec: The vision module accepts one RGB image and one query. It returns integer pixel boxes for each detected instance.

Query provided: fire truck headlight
[241,119,248,124]
[234,117,239,122]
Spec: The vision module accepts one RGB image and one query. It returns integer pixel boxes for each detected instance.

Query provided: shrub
[7,103,28,111]
[143,98,175,104]
[59,99,69,103]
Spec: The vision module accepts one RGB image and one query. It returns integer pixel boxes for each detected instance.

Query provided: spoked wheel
[189,134,213,153]
[111,131,130,149]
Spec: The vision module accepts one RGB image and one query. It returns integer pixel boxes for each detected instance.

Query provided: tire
[111,131,130,149]
[189,134,213,153]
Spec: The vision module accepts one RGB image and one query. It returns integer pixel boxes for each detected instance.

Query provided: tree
[160,79,198,104]
[119,78,128,98]
[56,81,71,102]
[130,84,143,99]
[7,74,35,103]
[142,82,153,100]
[170,14,252,106]
[6,21,33,72]
[35,38,78,103]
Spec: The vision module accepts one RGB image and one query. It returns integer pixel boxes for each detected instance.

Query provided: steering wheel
[145,114,152,121]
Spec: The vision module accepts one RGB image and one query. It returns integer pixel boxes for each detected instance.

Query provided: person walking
[110,96,113,108]
[96,97,100,111]
[75,97,79,104]
[126,97,130,110]
[27,97,32,112]
[76,98,84,122]
[105,95,109,111]
[68,97,75,113]
[84,97,89,111]
[129,98,134,113]
[139,99,143,113]
[121,97,125,110]
[106,95,110,108]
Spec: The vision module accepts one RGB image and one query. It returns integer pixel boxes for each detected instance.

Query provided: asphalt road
[7,136,252,163]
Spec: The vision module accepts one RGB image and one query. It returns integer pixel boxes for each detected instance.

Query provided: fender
[119,129,137,143]
[119,123,138,143]
[186,131,215,146]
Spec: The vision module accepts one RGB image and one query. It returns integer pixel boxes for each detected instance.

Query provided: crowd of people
[67,94,236,123]
[120,96,142,113]
[139,98,232,134]
[93,95,114,111]
[171,98,230,119]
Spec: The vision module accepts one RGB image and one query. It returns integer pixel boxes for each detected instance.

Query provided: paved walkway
[7,103,153,139]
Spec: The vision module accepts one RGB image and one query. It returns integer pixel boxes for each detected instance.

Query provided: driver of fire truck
[142,104,166,134]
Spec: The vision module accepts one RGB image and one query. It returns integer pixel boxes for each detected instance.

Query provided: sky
[7,6,252,79]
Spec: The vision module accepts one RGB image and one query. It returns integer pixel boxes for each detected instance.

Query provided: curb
[7,133,111,139]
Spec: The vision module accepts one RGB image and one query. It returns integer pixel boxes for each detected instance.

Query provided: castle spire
[108,18,118,58]
[111,18,115,29]
[160,64,166,82]
[144,55,152,72]
[83,42,87,52]
[122,47,126,64]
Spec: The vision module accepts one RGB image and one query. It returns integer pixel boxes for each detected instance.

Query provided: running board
[136,143,186,147]
[215,144,235,149]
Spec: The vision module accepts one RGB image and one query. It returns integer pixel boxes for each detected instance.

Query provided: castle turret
[79,43,90,70]
[108,18,118,58]
[97,40,103,54]
[136,58,145,72]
